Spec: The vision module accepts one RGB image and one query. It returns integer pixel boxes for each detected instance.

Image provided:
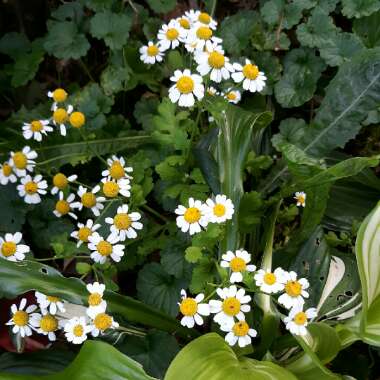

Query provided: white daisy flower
[86,282,107,318]
[35,291,66,315]
[71,219,101,248]
[31,312,60,341]
[185,10,217,29]
[284,306,317,336]
[139,41,165,64]
[0,232,29,262]
[101,177,131,198]
[6,298,40,338]
[53,192,78,219]
[178,289,210,328]
[47,88,68,109]
[206,86,218,96]
[88,233,125,264]
[90,312,119,337]
[221,320,257,347]
[157,19,186,51]
[278,271,310,310]
[184,9,200,23]
[254,267,286,294]
[71,185,105,217]
[9,146,37,177]
[175,197,209,235]
[232,59,267,92]
[184,23,222,52]
[0,161,17,185]
[51,173,78,195]
[169,69,204,108]
[22,119,53,142]
[102,156,133,181]
[177,15,192,34]
[209,285,251,329]
[204,194,234,224]
[52,104,73,136]
[105,204,143,241]
[294,191,306,207]
[17,174,48,204]
[223,88,241,104]
[220,249,256,284]
[64,316,92,344]
[195,45,234,83]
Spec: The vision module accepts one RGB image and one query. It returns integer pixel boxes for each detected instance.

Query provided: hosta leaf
[341,0,380,18]
[146,0,176,13]
[353,10,380,48]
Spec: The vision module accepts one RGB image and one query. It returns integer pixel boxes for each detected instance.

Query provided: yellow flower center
[47,296,60,303]
[13,152,27,169]
[196,26,212,40]
[69,112,85,128]
[285,281,302,297]
[30,120,43,132]
[242,64,259,80]
[232,320,250,337]
[1,241,17,257]
[183,207,201,223]
[198,12,211,24]
[208,51,225,69]
[176,76,194,94]
[147,44,159,56]
[94,313,112,331]
[73,324,84,337]
[53,173,68,189]
[207,88,216,95]
[179,18,190,29]
[114,213,132,230]
[230,257,246,272]
[102,181,119,198]
[166,28,179,40]
[25,181,38,194]
[78,227,92,242]
[13,310,29,326]
[179,298,198,316]
[296,195,305,204]
[222,297,241,316]
[2,163,12,176]
[97,240,112,256]
[52,88,67,103]
[53,108,68,124]
[213,203,226,217]
[88,292,102,306]
[294,311,307,326]
[227,92,237,101]
[40,314,58,332]
[55,199,70,215]
[263,273,276,285]
[109,162,125,180]
[81,192,96,208]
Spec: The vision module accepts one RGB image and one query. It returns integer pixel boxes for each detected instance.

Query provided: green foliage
[341,0,380,18]
[146,0,177,13]
[353,10,380,47]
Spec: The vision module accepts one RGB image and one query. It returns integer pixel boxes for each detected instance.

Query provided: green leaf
[165,333,298,380]
[44,21,90,59]
[90,11,133,50]
[146,0,176,13]
[160,238,192,278]
[353,10,380,48]
[81,0,116,12]
[137,262,189,317]
[274,47,326,108]
[100,64,131,95]
[238,192,265,232]
[134,97,160,132]
[341,0,380,18]
[51,2,84,22]
[189,258,216,294]
[185,246,203,263]
[0,340,155,380]
[0,32,30,60]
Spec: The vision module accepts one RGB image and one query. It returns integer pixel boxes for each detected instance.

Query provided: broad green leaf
[146,0,176,13]
[274,48,326,108]
[253,52,282,95]
[0,341,155,380]
[165,333,298,380]
[134,97,160,132]
[238,191,265,232]
[80,0,115,11]
[44,21,90,60]
[189,258,216,294]
[51,2,84,22]
[0,32,30,60]
[0,259,195,339]
[341,0,380,18]
[90,11,133,50]
[100,64,131,95]
[353,10,380,48]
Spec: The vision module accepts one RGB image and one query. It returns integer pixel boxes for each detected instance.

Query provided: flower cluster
[178,249,317,347]
[139,10,267,107]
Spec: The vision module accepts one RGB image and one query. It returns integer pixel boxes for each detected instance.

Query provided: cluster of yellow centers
[13,152,27,169]
[222,297,241,316]
[97,240,113,256]
[55,199,70,215]
[78,227,92,242]
[114,213,132,230]
[263,273,277,285]
[166,28,179,41]
[196,26,212,40]
[180,297,198,316]
[2,163,12,177]
[147,44,159,57]
[53,173,68,189]
[229,257,246,273]
[81,192,96,208]
[94,313,112,331]
[88,292,102,306]
[52,88,68,103]
[213,203,226,217]
[183,207,201,223]
[69,112,85,128]
[242,64,259,80]
[25,181,38,194]
[177,76,194,94]
[285,281,302,297]
[294,311,307,326]
[109,161,125,180]
[208,51,225,69]
[232,320,250,337]
[30,120,43,132]
[40,314,58,332]
[103,181,119,198]
[13,310,29,326]
[1,241,16,257]
[73,324,84,337]
[179,18,190,29]
[53,108,69,124]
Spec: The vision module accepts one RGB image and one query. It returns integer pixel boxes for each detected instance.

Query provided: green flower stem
[141,204,168,223]
[79,129,108,165]
[210,0,218,16]
[95,198,116,223]
[116,325,147,338]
